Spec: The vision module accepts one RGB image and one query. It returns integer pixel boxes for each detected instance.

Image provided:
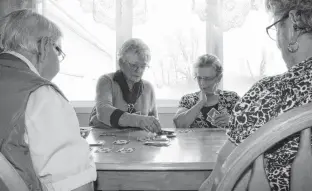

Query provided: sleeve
[25,86,96,191]
[148,84,158,118]
[95,75,120,126]
[178,94,192,109]
[227,92,241,114]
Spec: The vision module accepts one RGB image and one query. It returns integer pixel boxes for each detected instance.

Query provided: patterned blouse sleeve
[227,92,240,114]
[178,94,193,109]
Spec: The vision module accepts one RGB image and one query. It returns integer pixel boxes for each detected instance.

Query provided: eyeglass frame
[122,60,150,71]
[35,38,66,62]
[266,13,289,40]
[54,44,66,62]
[194,75,219,82]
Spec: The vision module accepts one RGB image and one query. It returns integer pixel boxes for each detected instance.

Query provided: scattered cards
[113,140,130,145]
[95,147,112,153]
[178,129,194,133]
[116,147,135,153]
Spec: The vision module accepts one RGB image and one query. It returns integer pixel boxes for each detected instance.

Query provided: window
[38,0,116,101]
[37,0,286,102]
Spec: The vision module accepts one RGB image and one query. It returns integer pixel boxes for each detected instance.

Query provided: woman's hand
[137,115,162,133]
[198,91,207,106]
[212,113,231,128]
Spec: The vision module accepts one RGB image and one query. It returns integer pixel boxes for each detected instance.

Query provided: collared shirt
[3,51,96,190]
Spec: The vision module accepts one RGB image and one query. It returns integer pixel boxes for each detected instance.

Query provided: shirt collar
[2,51,40,76]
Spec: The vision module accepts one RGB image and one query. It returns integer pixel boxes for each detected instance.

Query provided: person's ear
[37,37,50,63]
[289,10,301,25]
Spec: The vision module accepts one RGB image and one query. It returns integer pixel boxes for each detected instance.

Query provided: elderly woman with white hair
[0,9,96,191]
[89,38,161,133]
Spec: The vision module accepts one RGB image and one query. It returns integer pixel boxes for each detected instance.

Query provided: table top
[85,127,228,171]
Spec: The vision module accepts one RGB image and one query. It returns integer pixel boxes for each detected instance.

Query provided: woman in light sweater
[89,38,161,133]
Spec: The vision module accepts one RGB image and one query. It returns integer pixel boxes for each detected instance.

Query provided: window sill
[71,100,178,114]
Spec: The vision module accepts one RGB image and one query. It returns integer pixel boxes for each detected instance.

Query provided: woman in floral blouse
[207,0,312,190]
[173,54,240,129]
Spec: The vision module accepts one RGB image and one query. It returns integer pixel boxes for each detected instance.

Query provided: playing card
[178,129,194,133]
[95,147,112,153]
[207,108,220,119]
[153,135,169,141]
[166,133,177,138]
[144,141,171,147]
[116,147,135,153]
[89,141,105,147]
[206,115,214,123]
[99,133,116,137]
[113,140,130,145]
[137,136,153,142]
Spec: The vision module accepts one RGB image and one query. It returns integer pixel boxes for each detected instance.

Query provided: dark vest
[0,53,66,191]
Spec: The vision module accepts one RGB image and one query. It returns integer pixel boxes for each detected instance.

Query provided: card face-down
[95,147,112,153]
[116,147,135,153]
[113,140,130,145]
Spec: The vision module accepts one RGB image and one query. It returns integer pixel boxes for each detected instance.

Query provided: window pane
[222,0,286,96]
[132,0,205,100]
[38,0,116,101]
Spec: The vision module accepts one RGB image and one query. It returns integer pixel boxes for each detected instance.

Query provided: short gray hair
[265,0,312,30]
[1,9,62,53]
[118,38,151,64]
[193,54,223,77]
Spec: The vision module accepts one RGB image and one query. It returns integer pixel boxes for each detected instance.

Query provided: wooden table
[85,127,228,190]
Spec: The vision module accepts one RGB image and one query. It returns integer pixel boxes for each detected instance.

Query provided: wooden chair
[199,102,312,191]
[0,152,29,191]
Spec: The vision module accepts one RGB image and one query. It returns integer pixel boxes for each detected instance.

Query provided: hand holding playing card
[212,113,231,128]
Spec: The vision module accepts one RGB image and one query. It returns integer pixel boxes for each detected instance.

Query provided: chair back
[201,102,312,191]
[0,152,29,191]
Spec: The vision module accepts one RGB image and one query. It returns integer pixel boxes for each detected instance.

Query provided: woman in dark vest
[89,38,161,133]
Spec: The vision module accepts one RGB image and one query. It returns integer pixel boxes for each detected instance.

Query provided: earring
[288,41,299,53]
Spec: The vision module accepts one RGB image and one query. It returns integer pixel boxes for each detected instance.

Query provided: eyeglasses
[127,61,149,71]
[54,45,66,62]
[266,14,289,41]
[195,76,217,82]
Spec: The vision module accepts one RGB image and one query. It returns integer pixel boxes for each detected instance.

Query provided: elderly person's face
[120,52,148,83]
[195,66,221,95]
[38,37,64,80]
[267,11,301,68]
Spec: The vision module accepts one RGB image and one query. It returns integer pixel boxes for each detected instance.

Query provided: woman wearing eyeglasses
[89,38,161,133]
[201,1,312,191]
[173,54,240,129]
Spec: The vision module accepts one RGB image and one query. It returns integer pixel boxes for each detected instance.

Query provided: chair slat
[248,154,270,191]
[0,153,29,191]
[290,128,312,191]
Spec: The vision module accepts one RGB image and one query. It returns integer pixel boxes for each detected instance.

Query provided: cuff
[110,109,126,129]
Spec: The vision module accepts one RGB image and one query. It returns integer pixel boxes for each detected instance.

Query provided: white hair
[1,9,62,53]
[118,38,151,64]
